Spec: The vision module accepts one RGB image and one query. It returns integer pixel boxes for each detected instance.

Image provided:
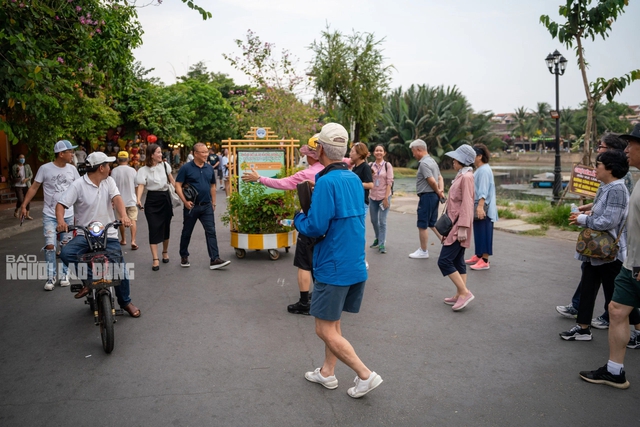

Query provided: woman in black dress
[135,144,175,271]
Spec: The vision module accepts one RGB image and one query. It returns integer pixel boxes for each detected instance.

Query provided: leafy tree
[309,26,393,142]
[510,106,532,141]
[376,84,491,167]
[0,0,143,157]
[224,30,321,141]
[541,0,640,164]
[531,102,553,149]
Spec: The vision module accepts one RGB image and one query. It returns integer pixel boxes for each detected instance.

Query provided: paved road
[0,190,638,427]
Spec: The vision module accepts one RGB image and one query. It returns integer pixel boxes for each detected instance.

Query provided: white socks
[607,360,624,376]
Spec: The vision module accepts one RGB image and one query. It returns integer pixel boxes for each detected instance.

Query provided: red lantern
[147,134,158,143]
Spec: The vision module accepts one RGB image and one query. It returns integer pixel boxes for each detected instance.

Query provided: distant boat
[530,172,569,188]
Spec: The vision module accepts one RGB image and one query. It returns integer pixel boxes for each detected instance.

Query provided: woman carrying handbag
[135,143,175,271]
[560,150,640,341]
[437,145,476,312]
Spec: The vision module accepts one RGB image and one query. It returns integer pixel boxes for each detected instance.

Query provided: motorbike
[68,220,124,354]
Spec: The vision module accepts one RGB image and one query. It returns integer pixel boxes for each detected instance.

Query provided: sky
[133,0,640,114]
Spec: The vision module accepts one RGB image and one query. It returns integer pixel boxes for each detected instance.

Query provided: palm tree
[510,106,531,142]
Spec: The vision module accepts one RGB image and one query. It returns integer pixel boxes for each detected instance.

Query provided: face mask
[19,158,25,164]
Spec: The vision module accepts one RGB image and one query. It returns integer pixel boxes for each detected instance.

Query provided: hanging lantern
[147,134,158,143]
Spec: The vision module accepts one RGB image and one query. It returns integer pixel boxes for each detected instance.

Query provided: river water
[393,165,640,201]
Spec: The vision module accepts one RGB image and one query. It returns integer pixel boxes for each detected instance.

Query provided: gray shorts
[310,280,366,321]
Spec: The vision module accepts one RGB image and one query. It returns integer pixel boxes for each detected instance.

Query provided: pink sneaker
[452,292,474,311]
[470,259,490,270]
[465,255,480,265]
[444,296,458,306]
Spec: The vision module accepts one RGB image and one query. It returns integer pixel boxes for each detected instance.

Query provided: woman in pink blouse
[368,145,394,254]
[438,144,476,311]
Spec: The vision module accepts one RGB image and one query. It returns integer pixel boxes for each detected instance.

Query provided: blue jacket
[294,164,367,286]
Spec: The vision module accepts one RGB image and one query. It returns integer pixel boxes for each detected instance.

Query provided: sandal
[120,241,126,246]
[162,251,169,263]
[152,258,160,271]
[74,286,90,299]
[123,303,141,318]
[131,244,139,250]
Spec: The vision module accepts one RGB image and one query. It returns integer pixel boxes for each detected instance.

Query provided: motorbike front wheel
[99,293,115,353]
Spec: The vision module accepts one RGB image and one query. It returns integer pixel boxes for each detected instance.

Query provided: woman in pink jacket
[438,144,476,311]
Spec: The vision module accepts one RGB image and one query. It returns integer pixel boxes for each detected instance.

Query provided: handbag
[164,162,182,209]
[576,220,626,262]
[435,199,454,237]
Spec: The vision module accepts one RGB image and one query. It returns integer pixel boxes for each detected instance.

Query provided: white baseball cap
[86,152,116,167]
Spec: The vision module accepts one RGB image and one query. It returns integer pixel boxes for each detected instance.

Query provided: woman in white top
[136,144,176,271]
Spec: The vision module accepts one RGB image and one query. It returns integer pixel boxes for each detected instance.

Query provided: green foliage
[498,208,518,219]
[540,0,639,163]
[0,0,143,157]
[309,26,393,142]
[117,63,233,146]
[524,201,549,213]
[224,30,321,141]
[221,176,298,234]
[375,84,495,167]
[525,204,576,228]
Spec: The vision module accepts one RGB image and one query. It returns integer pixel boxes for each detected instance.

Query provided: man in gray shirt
[580,123,640,389]
[408,139,444,259]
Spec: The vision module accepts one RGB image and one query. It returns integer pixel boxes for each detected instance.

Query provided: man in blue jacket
[294,123,383,398]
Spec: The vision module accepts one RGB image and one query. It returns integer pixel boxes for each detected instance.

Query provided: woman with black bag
[135,144,175,271]
[438,145,476,311]
[560,150,640,341]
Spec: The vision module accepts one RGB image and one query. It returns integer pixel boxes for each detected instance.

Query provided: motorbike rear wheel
[99,293,115,353]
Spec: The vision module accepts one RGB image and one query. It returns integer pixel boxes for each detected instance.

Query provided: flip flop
[120,241,126,246]
[131,244,139,250]
[123,303,141,318]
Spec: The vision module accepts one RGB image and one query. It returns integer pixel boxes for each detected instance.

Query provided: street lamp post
[545,50,567,204]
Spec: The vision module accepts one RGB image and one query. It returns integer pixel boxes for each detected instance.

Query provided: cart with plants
[221,127,299,260]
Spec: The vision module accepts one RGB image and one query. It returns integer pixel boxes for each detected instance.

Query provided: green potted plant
[222,165,299,260]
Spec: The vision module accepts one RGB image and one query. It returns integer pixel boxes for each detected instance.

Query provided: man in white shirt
[20,140,80,291]
[110,151,139,250]
[56,152,140,318]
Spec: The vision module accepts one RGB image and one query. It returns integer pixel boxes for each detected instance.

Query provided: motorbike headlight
[88,221,105,237]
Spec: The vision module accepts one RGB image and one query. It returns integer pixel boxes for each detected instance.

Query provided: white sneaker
[59,274,70,287]
[347,371,383,398]
[44,280,55,291]
[409,248,429,259]
[304,368,338,389]
[365,260,369,270]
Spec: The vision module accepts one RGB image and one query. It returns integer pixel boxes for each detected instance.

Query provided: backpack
[369,161,394,195]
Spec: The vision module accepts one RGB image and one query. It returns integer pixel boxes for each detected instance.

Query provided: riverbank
[390,194,579,241]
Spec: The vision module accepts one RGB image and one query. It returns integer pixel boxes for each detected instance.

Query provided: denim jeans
[369,196,391,245]
[179,204,220,261]
[59,236,131,308]
[42,214,73,281]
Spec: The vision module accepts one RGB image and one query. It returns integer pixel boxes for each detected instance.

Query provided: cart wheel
[268,249,280,260]
[285,246,290,253]
[235,248,246,259]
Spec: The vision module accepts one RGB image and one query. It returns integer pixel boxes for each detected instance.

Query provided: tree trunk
[582,99,595,166]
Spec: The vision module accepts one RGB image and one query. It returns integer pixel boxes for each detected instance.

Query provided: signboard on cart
[237,149,286,195]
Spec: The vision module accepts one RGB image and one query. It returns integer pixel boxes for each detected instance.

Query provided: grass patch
[498,208,518,219]
[513,202,526,210]
[526,203,571,229]
[524,201,549,213]
[392,167,416,178]
[496,198,511,207]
